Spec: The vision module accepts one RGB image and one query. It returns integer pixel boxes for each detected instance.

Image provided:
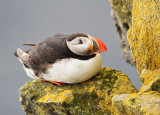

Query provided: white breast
[42,54,101,83]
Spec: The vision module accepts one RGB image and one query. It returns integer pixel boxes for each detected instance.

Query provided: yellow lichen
[96,80,103,85]
[127,0,160,74]
[22,105,26,110]
[19,96,22,102]
[83,87,88,91]
[104,67,112,71]
[38,90,74,104]
[44,87,50,92]
[96,89,116,113]
[105,79,109,82]
[139,69,160,93]
[32,79,39,82]
[96,90,105,98]
[104,95,112,105]
[99,100,107,112]
[96,75,101,78]
[88,86,95,93]
[125,94,141,108]
[98,96,114,113]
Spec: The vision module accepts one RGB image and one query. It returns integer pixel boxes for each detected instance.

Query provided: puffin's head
[66,33,107,56]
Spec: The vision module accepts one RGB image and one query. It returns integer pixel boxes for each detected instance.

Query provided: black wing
[26,34,69,76]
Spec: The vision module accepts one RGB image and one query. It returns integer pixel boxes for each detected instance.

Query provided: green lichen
[19,67,137,115]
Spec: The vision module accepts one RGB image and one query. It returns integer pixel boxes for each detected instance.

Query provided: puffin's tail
[14,50,18,57]
[14,48,29,65]
[14,43,35,57]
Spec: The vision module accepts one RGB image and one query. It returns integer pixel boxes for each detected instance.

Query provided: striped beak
[88,35,107,54]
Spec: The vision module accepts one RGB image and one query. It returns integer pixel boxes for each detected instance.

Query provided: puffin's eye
[79,39,83,44]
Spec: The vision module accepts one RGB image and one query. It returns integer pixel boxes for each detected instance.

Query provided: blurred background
[0,0,141,114]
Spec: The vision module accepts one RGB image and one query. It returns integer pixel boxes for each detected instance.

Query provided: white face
[66,37,92,55]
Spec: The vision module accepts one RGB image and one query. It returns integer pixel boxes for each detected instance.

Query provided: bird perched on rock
[14,33,107,85]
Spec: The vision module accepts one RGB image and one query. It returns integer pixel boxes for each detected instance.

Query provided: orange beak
[91,37,107,53]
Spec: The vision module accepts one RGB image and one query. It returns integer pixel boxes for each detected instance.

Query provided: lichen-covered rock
[19,67,137,115]
[127,0,160,74]
[139,69,160,93]
[108,0,133,27]
[108,0,135,66]
[111,1,160,114]
[112,91,160,115]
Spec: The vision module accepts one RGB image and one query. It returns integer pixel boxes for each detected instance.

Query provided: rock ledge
[19,67,137,115]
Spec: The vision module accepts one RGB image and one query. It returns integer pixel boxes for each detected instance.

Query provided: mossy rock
[19,67,138,115]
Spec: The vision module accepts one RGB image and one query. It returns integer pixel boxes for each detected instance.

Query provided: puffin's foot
[40,79,65,86]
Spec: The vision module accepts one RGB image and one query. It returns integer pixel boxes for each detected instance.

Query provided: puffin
[14,33,107,85]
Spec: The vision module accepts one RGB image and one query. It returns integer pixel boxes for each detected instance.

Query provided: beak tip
[98,41,107,53]
[90,36,107,53]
